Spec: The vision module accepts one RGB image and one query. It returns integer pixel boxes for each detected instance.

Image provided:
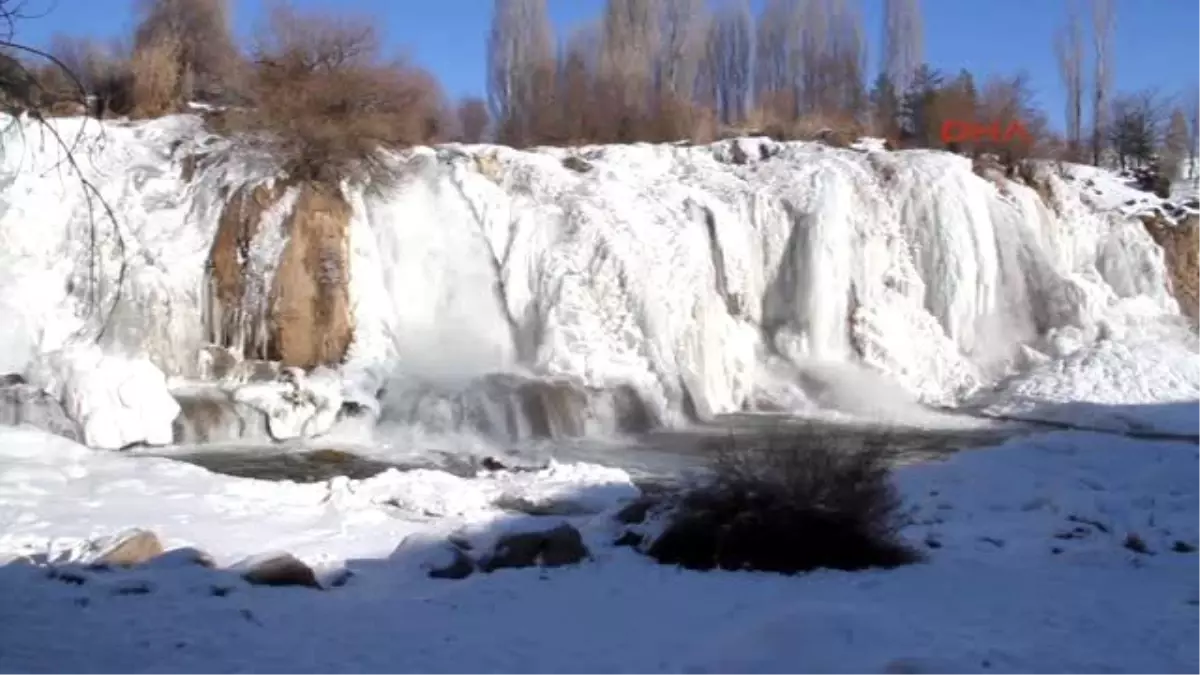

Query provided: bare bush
[215,2,444,185]
[646,434,918,574]
[457,97,489,143]
[128,36,181,118]
[133,0,239,101]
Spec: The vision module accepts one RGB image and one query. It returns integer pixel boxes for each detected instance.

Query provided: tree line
[3,0,1196,187]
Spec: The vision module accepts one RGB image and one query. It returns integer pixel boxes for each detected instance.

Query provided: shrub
[132,0,240,102]
[213,2,444,185]
[645,434,918,574]
[128,36,182,118]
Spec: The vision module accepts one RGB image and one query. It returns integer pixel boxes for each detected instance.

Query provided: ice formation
[0,113,1190,446]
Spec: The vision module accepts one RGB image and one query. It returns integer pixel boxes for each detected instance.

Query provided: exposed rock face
[206,179,356,370]
[381,372,658,441]
[172,392,271,444]
[0,382,81,441]
[207,181,292,360]
[1142,213,1199,323]
[270,183,354,369]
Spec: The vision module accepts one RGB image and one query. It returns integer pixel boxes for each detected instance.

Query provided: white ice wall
[0,114,1184,440]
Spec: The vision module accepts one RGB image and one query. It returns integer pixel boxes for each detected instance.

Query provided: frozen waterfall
[0,115,1185,448]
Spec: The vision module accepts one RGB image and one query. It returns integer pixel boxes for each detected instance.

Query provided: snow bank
[0,113,1189,442]
[0,420,1195,673]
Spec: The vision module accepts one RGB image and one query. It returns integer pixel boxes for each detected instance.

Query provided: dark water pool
[156,415,1024,485]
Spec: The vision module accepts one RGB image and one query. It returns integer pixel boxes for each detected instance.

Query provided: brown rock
[1142,213,1199,324]
[481,523,589,572]
[206,181,290,358]
[95,530,164,567]
[269,183,354,369]
[240,553,321,588]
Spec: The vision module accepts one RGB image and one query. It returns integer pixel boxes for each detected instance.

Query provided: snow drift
[0,114,1192,448]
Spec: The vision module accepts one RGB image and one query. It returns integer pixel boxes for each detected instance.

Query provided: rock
[428,546,475,580]
[481,523,589,572]
[614,530,644,548]
[561,155,594,173]
[0,383,82,442]
[240,553,321,588]
[94,529,165,567]
[197,345,239,380]
[0,372,26,386]
[146,547,215,569]
[614,497,657,524]
[480,456,507,472]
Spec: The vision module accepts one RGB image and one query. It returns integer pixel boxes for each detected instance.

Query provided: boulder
[480,523,589,572]
[240,553,320,588]
[93,529,165,567]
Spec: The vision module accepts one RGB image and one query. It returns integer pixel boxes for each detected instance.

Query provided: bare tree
[457,97,489,143]
[1163,106,1190,183]
[1054,0,1084,161]
[881,0,922,99]
[555,23,601,143]
[487,0,555,145]
[1107,89,1165,171]
[701,0,753,126]
[797,0,827,114]
[1188,85,1199,179]
[133,0,238,101]
[1089,0,1115,166]
[600,0,660,115]
[755,0,800,118]
[823,0,867,119]
[656,0,708,100]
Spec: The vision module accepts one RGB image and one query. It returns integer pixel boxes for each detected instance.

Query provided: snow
[229,366,344,441]
[972,323,1200,436]
[0,408,1196,672]
[24,344,181,449]
[0,114,1190,444]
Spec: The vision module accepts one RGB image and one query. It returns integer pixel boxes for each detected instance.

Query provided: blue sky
[14,0,1200,127]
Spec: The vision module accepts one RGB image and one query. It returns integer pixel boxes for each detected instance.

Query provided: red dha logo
[941,119,1032,145]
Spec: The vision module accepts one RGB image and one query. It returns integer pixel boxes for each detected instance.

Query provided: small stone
[1123,533,1151,555]
[0,373,26,386]
[241,553,321,588]
[614,531,643,548]
[95,530,164,567]
[1171,540,1196,553]
[480,456,507,472]
[561,155,594,173]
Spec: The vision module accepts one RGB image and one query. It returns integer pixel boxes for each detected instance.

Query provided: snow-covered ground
[0,399,1196,673]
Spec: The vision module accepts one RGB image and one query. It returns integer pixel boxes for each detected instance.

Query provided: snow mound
[971,327,1199,435]
[24,345,180,449]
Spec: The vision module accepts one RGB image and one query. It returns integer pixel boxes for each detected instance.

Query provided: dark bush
[646,436,918,574]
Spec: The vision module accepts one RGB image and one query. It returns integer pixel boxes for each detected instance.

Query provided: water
[156,413,1024,485]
